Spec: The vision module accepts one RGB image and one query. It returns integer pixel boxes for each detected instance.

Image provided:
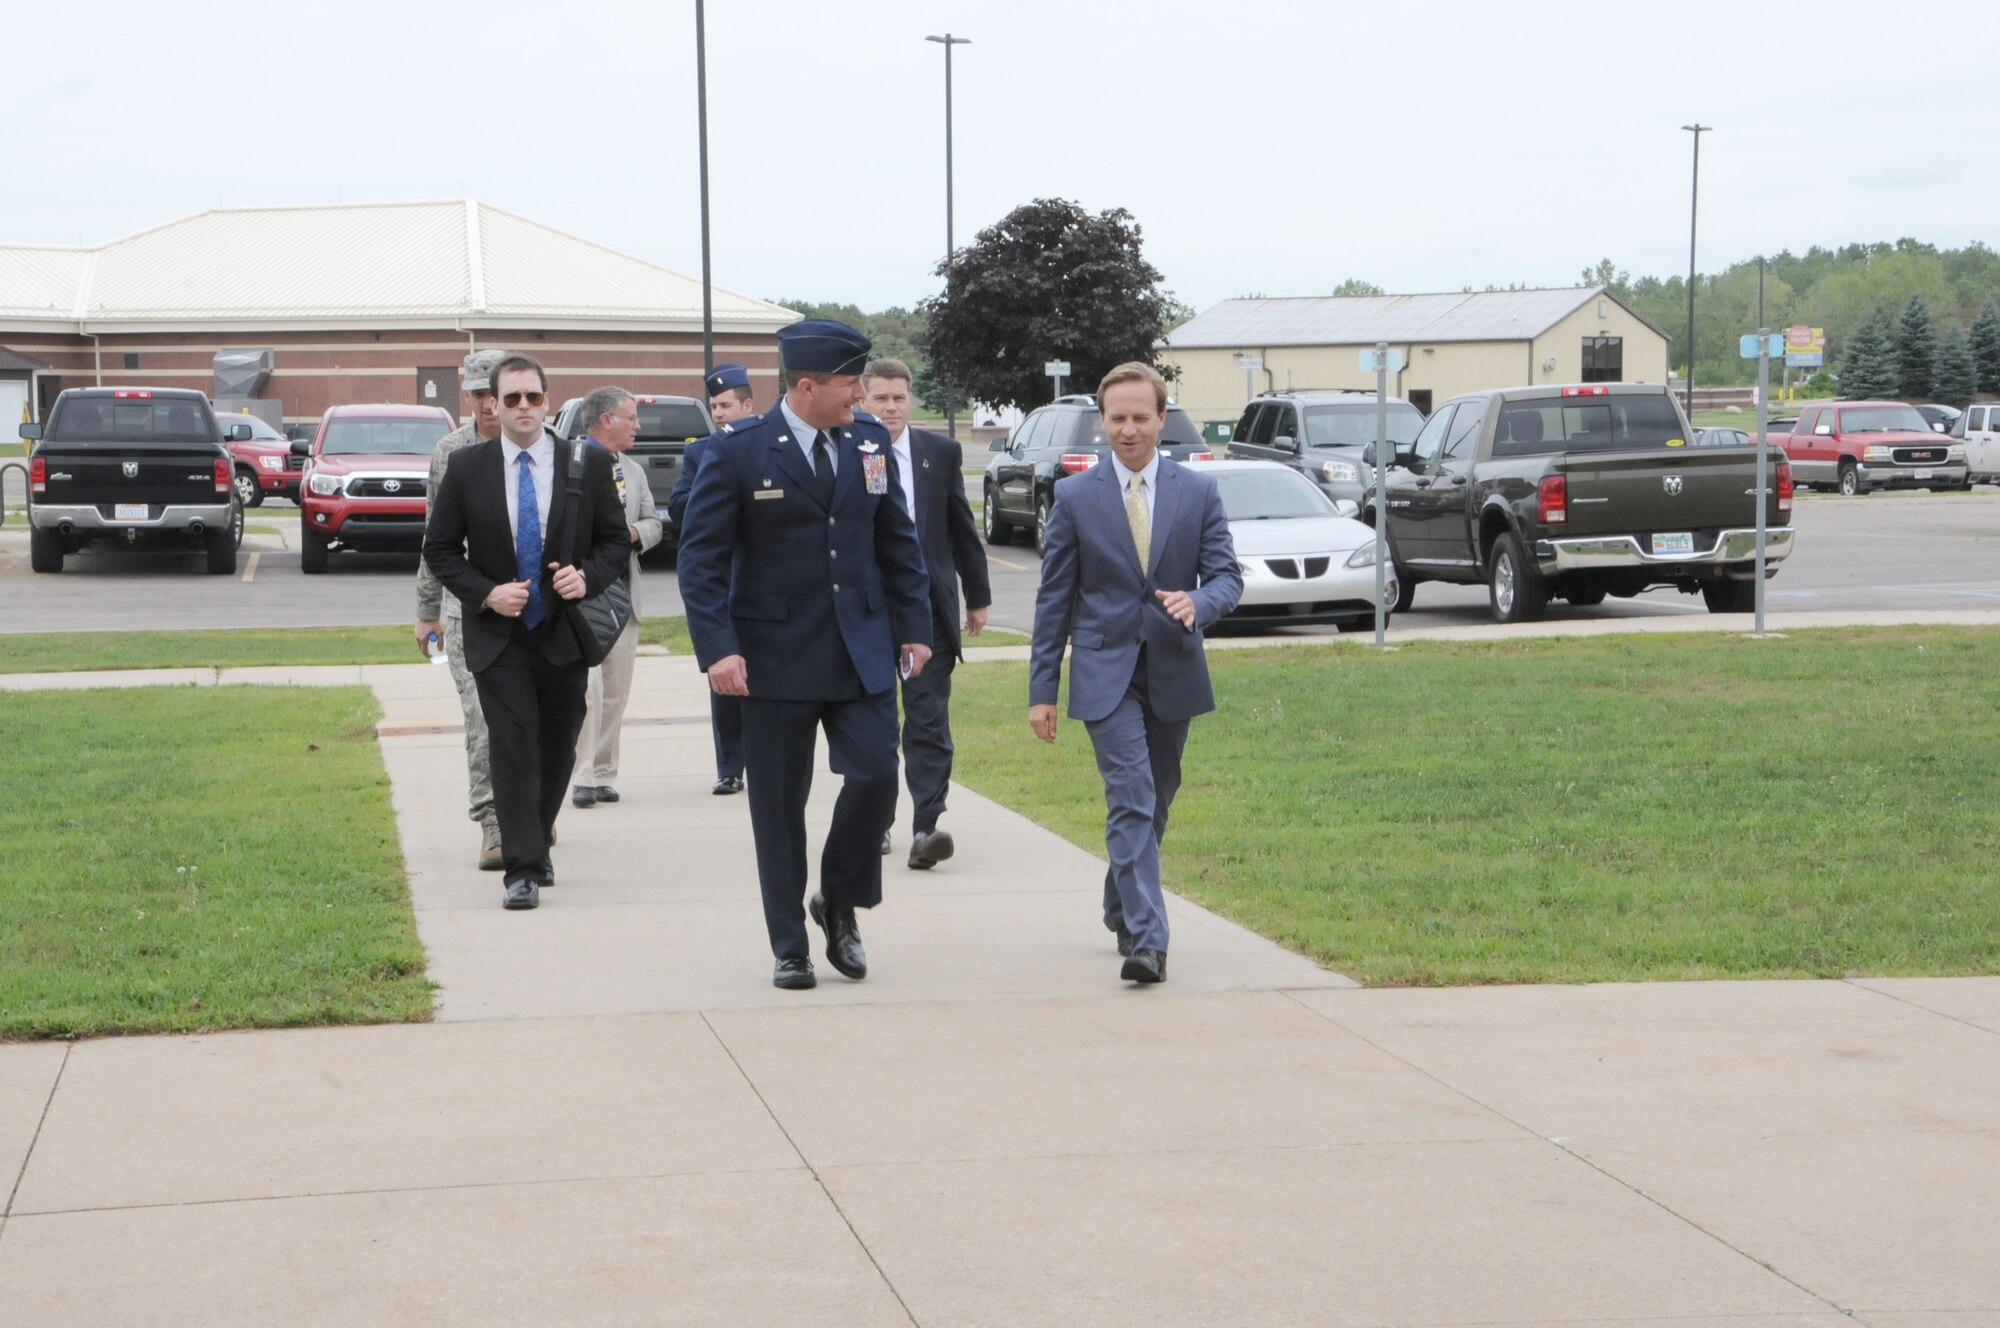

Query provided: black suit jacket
[423,432,632,673]
[905,428,992,659]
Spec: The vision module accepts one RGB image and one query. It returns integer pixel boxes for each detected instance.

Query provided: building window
[123,352,140,370]
[1581,336,1622,383]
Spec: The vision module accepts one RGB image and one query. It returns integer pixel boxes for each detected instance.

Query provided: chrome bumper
[30,502,234,532]
[1538,526,1795,573]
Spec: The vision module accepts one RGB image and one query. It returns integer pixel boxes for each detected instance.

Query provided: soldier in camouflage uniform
[415,348,507,869]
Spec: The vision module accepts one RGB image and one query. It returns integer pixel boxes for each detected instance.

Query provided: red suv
[219,409,301,507]
[296,403,456,573]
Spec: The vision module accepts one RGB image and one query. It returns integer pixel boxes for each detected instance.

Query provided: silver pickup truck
[22,386,244,574]
[1369,383,1794,621]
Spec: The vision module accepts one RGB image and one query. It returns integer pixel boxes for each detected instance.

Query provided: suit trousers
[473,627,590,886]
[898,645,956,833]
[1083,653,1189,955]
[710,690,745,780]
[740,690,899,960]
[443,607,495,827]
[573,614,638,785]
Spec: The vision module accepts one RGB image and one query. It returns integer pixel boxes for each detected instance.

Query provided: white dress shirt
[781,400,836,477]
[888,426,919,530]
[501,431,556,545]
[1109,448,1161,519]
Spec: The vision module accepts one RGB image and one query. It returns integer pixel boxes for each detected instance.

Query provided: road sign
[1357,348,1406,373]
[1740,333,1784,359]
[1235,353,1264,371]
[1043,360,1071,377]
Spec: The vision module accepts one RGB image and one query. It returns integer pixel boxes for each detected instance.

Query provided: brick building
[0,200,796,427]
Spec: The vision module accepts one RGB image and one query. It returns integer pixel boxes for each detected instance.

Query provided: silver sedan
[1190,460,1395,632]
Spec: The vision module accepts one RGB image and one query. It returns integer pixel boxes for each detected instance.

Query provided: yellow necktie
[1125,473,1150,569]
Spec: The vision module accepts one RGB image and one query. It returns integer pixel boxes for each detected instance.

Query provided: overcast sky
[8,0,1991,315]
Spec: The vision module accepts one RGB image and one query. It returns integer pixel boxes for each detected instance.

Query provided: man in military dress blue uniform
[678,320,934,989]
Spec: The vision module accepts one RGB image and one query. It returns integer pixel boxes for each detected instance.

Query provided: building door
[1408,389,1433,416]
[0,379,27,435]
[416,367,459,412]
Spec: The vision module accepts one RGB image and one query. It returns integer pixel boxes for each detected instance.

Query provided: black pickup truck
[1368,383,1794,621]
[22,386,245,574]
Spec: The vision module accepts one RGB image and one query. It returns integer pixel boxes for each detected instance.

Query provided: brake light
[1059,453,1099,473]
[1775,457,1793,513]
[1560,386,1609,397]
[214,457,232,495]
[29,455,46,493]
[1537,474,1567,524]
[113,389,153,399]
[1187,451,1215,462]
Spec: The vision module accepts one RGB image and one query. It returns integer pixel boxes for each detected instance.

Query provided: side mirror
[1932,421,1948,433]
[227,423,253,441]
[18,422,41,440]
[1329,499,1361,519]
[1271,434,1297,453]
[989,437,1007,452]
[1361,442,1377,466]
[289,439,311,457]
[1813,424,1833,436]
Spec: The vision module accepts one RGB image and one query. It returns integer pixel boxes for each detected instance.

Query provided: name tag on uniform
[754,488,784,500]
[863,454,888,494]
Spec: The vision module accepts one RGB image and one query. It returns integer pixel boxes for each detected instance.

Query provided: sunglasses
[502,391,547,408]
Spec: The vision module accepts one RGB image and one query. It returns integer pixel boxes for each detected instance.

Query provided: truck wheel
[1837,461,1862,496]
[233,467,264,508]
[1488,531,1547,624]
[301,522,330,574]
[982,484,1011,546]
[205,519,238,575]
[29,525,63,573]
[1702,578,1757,613]
[1389,573,1417,614]
[1034,493,1052,558]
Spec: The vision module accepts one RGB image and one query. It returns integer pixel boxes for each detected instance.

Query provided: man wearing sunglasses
[423,355,633,909]
[678,319,933,989]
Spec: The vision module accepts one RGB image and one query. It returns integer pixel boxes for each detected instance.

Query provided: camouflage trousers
[444,609,496,827]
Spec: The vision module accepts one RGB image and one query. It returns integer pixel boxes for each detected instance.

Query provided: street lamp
[1680,123,1710,414]
[926,32,970,439]
[696,0,713,371]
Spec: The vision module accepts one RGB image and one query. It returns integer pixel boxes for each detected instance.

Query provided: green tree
[921,198,1174,412]
[1579,258,1632,301]
[1933,327,1979,407]
[1895,293,1938,398]
[1839,310,1899,399]
[1330,278,1385,297]
[1970,299,2000,394]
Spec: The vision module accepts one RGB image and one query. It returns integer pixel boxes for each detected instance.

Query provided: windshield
[1212,468,1338,520]
[638,400,712,443]
[1301,403,1425,449]
[48,397,215,443]
[221,413,285,441]
[1492,392,1688,456]
[321,417,450,456]
[1840,405,1930,434]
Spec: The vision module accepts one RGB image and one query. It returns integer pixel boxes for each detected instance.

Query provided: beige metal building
[1159,287,1669,425]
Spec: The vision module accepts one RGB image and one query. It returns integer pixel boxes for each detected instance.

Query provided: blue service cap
[776,319,872,376]
[705,363,750,396]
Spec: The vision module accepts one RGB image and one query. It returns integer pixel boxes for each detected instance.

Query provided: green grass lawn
[0,685,431,1038]
[949,626,2000,986]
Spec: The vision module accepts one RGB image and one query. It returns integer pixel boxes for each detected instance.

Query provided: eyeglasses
[502,391,546,408]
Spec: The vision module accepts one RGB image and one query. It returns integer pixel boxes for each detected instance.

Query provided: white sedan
[1189,460,1395,632]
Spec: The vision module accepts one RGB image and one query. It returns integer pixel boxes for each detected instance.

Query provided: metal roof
[1162,287,1629,348]
[0,200,797,333]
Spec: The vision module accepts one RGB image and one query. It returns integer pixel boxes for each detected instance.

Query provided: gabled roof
[0,200,797,334]
[1162,287,1661,349]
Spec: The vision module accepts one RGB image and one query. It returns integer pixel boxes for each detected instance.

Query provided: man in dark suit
[678,320,934,990]
[668,363,759,796]
[1028,362,1242,983]
[423,355,632,909]
[860,358,992,869]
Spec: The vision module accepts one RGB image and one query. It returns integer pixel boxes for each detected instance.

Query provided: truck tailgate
[1554,447,1775,540]
[39,446,222,511]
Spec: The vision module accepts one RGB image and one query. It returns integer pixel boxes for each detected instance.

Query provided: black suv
[1228,389,1426,510]
[983,396,1211,554]
[552,393,712,550]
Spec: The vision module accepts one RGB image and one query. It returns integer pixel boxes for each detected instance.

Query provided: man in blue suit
[678,321,934,990]
[669,362,760,796]
[1029,362,1242,983]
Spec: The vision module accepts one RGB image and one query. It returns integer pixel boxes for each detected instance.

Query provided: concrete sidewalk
[2,648,1997,1325]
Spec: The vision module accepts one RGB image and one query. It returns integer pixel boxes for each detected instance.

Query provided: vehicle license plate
[1915,469,1933,480]
[114,503,148,522]
[1652,532,1694,555]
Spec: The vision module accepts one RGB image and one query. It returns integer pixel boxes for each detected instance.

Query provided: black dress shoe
[593,785,619,804]
[773,956,817,989]
[712,774,744,795]
[907,827,955,870]
[880,830,892,855]
[571,785,596,808]
[1120,949,1166,984]
[809,891,868,980]
[1115,925,1134,958]
[502,878,540,910]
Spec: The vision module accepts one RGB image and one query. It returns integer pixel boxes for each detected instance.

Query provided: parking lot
[2,488,1998,639]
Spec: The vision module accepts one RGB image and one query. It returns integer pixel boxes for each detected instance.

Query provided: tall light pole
[696,0,713,373]
[1680,123,1710,414]
[926,32,970,439]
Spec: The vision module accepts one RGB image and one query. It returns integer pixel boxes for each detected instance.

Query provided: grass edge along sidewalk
[0,684,431,1039]
[950,624,2000,987]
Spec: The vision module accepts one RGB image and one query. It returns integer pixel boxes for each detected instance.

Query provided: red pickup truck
[1772,401,1968,496]
[295,403,456,573]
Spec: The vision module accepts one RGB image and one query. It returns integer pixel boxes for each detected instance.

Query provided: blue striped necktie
[516,451,544,629]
